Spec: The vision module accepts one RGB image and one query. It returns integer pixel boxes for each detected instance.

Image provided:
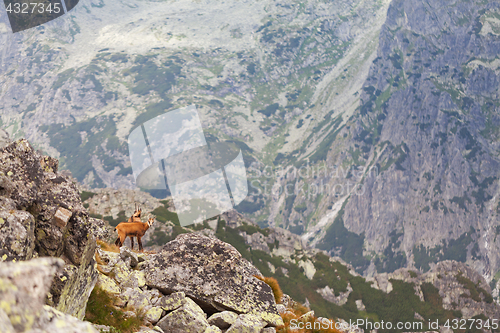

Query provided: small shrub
[255,276,283,304]
[277,301,341,333]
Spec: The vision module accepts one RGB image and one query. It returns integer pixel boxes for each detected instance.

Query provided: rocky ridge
[0,138,322,333]
[94,233,284,333]
[82,174,500,330]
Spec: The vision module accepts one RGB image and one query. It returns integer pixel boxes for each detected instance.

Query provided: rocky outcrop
[0,257,98,333]
[0,139,100,319]
[143,233,283,327]
[95,233,284,332]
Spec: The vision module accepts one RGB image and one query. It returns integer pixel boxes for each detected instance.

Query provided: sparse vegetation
[85,285,144,333]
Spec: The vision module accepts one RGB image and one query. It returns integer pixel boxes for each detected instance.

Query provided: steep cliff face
[299,0,500,279]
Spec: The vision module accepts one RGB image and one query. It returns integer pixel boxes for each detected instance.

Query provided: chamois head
[128,204,142,223]
[146,214,155,227]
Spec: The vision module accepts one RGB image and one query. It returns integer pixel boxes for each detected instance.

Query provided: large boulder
[0,257,98,333]
[143,233,283,327]
[0,139,98,319]
[0,210,36,261]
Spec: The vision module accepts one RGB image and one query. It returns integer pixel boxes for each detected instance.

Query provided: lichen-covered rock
[0,308,15,333]
[159,291,187,312]
[0,210,36,261]
[97,274,121,295]
[145,306,164,325]
[123,270,146,289]
[156,297,209,333]
[0,129,10,150]
[144,233,283,327]
[53,236,98,319]
[88,217,111,242]
[205,325,223,333]
[122,287,151,312]
[226,314,268,333]
[0,257,64,332]
[207,311,238,329]
[112,260,132,285]
[120,246,139,268]
[39,305,98,333]
[0,257,94,332]
[0,139,99,319]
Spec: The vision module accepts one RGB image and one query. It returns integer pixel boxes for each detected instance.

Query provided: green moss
[85,285,143,333]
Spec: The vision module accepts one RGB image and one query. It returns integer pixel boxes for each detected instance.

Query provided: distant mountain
[0,0,390,189]
[2,0,500,286]
[274,0,500,283]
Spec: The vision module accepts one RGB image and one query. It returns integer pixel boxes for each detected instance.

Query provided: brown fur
[114,215,154,252]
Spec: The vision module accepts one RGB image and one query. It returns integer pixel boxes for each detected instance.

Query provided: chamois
[115,215,155,252]
[127,204,142,223]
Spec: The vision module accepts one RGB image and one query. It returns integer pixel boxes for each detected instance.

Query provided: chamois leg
[130,236,135,250]
[115,237,122,247]
[137,236,143,252]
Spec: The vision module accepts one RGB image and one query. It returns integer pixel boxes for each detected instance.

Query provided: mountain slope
[0,0,390,190]
[277,0,500,280]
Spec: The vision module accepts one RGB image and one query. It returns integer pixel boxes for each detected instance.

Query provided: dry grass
[255,276,341,333]
[97,239,120,253]
[255,276,283,304]
[277,303,342,333]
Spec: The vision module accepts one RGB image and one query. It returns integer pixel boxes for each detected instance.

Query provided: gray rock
[96,274,121,296]
[0,257,64,331]
[205,325,223,333]
[120,246,139,268]
[0,308,15,333]
[159,291,187,312]
[122,287,151,312]
[207,311,238,329]
[275,304,286,314]
[144,306,164,325]
[52,236,98,319]
[226,314,267,333]
[92,324,113,332]
[261,328,276,333]
[156,297,209,333]
[0,209,36,261]
[38,305,99,333]
[144,233,283,327]
[88,217,111,242]
[0,139,99,319]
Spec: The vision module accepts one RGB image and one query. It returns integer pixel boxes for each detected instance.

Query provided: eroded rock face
[143,233,283,327]
[0,210,36,261]
[0,139,98,319]
[0,257,98,333]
